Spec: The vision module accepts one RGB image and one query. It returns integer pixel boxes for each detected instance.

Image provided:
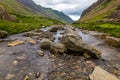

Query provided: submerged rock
[60,33,101,59]
[7,40,24,47]
[0,30,8,38]
[50,43,67,54]
[40,39,53,49]
[90,66,118,80]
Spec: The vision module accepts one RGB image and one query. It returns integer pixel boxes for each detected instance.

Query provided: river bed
[0,26,119,80]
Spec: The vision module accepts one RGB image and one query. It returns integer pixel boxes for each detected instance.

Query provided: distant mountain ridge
[0,0,73,22]
[79,0,120,22]
[17,0,73,22]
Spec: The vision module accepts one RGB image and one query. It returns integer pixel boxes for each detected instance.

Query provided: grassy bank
[73,22,120,38]
[0,14,64,35]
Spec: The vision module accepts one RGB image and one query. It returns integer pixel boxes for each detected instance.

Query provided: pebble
[35,72,41,78]
[24,76,29,80]
[12,60,18,65]
[37,50,44,56]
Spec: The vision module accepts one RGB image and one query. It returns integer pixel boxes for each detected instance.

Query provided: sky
[33,0,98,21]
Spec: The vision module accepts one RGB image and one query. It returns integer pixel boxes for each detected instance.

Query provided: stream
[0,26,119,80]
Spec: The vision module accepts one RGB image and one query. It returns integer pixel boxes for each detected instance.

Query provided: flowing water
[0,27,119,80]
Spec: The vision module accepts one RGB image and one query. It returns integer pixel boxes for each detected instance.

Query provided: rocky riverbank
[0,25,119,80]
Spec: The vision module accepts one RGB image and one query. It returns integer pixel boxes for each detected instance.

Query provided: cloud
[33,0,98,20]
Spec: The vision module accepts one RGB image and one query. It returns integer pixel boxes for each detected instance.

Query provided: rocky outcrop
[90,66,118,80]
[60,32,101,59]
[0,30,8,38]
[0,5,14,21]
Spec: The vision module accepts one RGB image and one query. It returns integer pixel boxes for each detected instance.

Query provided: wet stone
[83,53,91,59]
[40,39,53,50]
[37,50,44,56]
[24,76,30,80]
[12,60,18,65]
[90,66,119,80]
[35,72,41,78]
[6,74,15,80]
[26,37,37,44]
[16,56,26,60]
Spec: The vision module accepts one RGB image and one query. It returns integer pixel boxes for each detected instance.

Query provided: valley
[0,0,120,80]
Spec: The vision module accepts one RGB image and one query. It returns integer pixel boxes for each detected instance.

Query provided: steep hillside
[73,0,120,38]
[17,0,73,22]
[0,0,64,35]
[0,0,73,22]
[0,5,14,21]
[79,0,120,22]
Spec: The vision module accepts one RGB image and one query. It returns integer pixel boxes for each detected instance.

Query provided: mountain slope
[17,0,73,22]
[0,0,73,22]
[0,0,65,35]
[79,0,120,22]
[0,4,14,21]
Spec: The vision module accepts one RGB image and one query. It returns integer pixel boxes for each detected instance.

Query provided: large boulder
[50,43,67,54]
[40,39,53,50]
[39,31,55,41]
[60,33,101,59]
[90,66,118,80]
[49,25,65,32]
[0,30,8,38]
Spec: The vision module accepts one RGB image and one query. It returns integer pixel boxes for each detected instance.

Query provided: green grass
[73,22,120,38]
[0,14,64,35]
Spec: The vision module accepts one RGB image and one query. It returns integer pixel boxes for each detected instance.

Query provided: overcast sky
[33,0,98,21]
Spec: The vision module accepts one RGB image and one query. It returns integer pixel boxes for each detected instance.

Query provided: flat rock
[90,66,118,80]
[7,40,24,47]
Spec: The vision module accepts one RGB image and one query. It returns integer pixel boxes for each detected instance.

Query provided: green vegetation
[80,0,119,22]
[73,22,120,38]
[0,14,64,35]
[77,0,120,38]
